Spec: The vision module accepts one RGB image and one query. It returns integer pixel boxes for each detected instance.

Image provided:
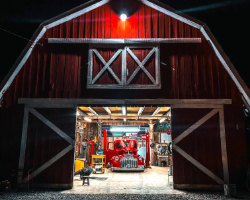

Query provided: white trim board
[1,0,250,108]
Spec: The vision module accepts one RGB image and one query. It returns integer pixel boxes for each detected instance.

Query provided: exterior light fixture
[120,14,127,21]
[160,118,166,123]
[124,118,126,122]
[84,118,92,122]
[122,107,126,115]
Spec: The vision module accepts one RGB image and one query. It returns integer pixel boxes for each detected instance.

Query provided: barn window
[87,45,160,89]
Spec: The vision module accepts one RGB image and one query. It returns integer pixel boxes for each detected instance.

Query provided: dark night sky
[0,0,250,88]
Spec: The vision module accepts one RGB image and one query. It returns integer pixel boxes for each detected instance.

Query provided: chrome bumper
[112,167,144,172]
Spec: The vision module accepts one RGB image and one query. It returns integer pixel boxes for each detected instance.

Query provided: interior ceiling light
[160,118,166,123]
[110,126,140,132]
[122,107,126,115]
[120,14,127,21]
[84,118,92,122]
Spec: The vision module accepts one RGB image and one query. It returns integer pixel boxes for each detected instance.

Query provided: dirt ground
[1,166,250,199]
[66,166,182,194]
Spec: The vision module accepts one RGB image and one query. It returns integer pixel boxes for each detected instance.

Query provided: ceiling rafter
[152,107,163,116]
[137,107,145,116]
[103,107,112,115]
[78,108,87,116]
[87,107,98,115]
[122,107,127,116]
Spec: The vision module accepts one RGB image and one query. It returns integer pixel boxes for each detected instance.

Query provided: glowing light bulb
[84,118,92,122]
[120,14,127,21]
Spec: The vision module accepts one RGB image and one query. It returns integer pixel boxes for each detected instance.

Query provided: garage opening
[74,106,172,191]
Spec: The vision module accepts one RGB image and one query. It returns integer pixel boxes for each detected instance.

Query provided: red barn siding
[2,1,242,107]
[0,0,248,190]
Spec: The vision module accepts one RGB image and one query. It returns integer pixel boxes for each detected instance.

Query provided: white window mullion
[122,47,127,86]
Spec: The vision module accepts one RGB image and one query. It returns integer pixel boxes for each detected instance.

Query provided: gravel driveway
[1,191,250,200]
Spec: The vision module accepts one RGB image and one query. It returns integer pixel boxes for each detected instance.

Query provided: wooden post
[149,120,155,166]
[17,105,29,186]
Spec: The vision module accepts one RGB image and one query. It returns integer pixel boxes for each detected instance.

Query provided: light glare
[120,14,127,21]
[160,118,166,123]
[122,107,126,115]
[84,118,92,122]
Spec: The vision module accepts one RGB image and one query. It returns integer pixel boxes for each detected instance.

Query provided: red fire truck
[103,130,145,172]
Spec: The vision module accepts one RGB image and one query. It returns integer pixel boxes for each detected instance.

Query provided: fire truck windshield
[116,141,137,149]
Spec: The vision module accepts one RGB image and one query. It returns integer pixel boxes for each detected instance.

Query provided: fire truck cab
[107,139,145,172]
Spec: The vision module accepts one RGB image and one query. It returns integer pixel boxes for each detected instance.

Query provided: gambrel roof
[1,0,250,106]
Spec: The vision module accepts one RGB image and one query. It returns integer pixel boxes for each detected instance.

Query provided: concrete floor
[63,166,184,194]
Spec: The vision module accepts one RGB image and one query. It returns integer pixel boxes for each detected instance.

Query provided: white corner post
[17,105,29,185]
[149,119,155,167]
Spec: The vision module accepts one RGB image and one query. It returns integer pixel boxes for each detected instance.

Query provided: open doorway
[73,106,172,191]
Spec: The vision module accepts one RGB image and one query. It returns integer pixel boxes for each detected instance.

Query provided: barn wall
[0,0,248,190]
[22,108,76,187]
[224,104,248,188]
[2,1,242,107]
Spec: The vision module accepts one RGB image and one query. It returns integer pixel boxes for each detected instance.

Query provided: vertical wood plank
[130,9,139,38]
[158,11,164,38]
[17,105,29,185]
[219,108,229,184]
[138,5,145,38]
[145,6,151,38]
[78,14,85,38]
[104,4,111,39]
[111,9,118,38]
[85,11,92,38]
[152,9,158,38]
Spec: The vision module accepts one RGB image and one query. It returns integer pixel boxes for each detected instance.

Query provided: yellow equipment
[92,155,106,173]
[75,159,85,172]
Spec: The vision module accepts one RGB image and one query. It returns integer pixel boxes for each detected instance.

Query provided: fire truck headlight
[115,156,119,161]
[139,156,142,161]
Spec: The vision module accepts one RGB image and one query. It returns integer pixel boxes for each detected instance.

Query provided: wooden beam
[87,107,98,115]
[78,108,87,115]
[92,49,122,84]
[28,108,75,146]
[219,108,229,184]
[23,145,74,183]
[173,144,224,184]
[171,104,223,109]
[103,107,112,115]
[173,109,219,144]
[138,107,145,116]
[126,48,156,84]
[48,38,202,44]
[77,115,169,120]
[18,99,232,106]
[126,48,156,85]
[77,120,150,123]
[17,105,29,185]
[152,107,163,116]
[122,107,127,116]
[86,84,161,89]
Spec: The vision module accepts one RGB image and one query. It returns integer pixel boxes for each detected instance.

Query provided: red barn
[0,0,249,191]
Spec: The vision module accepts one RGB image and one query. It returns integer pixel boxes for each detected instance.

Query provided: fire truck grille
[120,158,137,168]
